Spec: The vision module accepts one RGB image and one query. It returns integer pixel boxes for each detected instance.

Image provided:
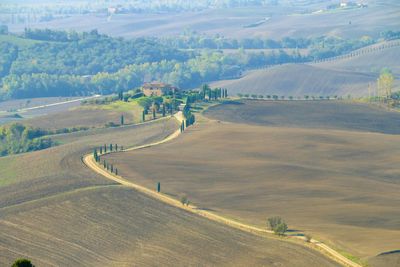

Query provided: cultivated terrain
[104,100,400,266]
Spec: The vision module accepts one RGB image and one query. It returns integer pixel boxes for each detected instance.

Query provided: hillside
[211,64,376,97]
[104,101,400,264]
[212,43,400,97]
[0,116,339,266]
[6,3,399,39]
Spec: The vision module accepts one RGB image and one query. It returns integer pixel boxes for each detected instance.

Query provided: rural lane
[83,111,361,267]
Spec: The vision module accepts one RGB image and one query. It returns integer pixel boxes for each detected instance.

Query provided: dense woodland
[0,28,399,99]
[0,123,53,156]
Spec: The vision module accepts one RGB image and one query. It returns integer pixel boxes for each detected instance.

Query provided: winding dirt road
[83,111,361,267]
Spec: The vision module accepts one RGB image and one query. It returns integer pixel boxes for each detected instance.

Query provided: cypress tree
[103,160,106,168]
[162,105,166,117]
[120,114,124,125]
[157,182,161,193]
[153,108,156,119]
[104,144,107,153]
[100,146,103,154]
[115,144,118,151]
[93,149,98,161]
[110,164,113,172]
[142,110,145,122]
[115,168,118,175]
[110,144,113,152]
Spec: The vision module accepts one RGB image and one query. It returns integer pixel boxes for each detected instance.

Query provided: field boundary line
[83,110,361,267]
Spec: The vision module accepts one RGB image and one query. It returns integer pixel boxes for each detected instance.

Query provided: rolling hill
[212,43,400,97]
[0,115,339,266]
[104,101,400,266]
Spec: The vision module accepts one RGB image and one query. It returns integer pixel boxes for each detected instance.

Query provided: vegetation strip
[83,111,361,267]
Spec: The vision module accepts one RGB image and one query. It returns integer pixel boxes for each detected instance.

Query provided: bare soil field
[7,4,399,39]
[205,100,400,134]
[104,101,400,265]
[0,115,339,266]
[0,185,338,267]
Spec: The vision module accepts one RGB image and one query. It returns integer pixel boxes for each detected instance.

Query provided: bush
[12,259,35,267]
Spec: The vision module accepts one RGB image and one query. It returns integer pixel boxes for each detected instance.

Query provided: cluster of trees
[11,29,189,76]
[162,32,376,56]
[267,216,288,235]
[0,123,54,156]
[238,93,338,100]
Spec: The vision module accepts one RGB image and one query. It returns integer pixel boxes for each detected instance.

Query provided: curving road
[83,111,362,267]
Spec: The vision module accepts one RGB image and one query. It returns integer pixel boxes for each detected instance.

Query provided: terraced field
[104,100,400,266]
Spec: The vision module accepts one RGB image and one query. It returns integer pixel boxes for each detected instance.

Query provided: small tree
[274,222,288,235]
[180,195,188,206]
[157,182,161,193]
[115,168,118,175]
[12,259,35,267]
[162,105,166,117]
[115,144,118,151]
[110,144,113,152]
[142,110,145,122]
[120,114,124,125]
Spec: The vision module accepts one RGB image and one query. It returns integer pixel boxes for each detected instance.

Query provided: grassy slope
[0,116,339,266]
[0,34,43,47]
[104,101,400,262]
[23,99,144,129]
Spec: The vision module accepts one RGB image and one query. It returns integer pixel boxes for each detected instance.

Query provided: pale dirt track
[83,111,361,267]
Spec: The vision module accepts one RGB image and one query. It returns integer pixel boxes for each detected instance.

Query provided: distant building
[141,82,179,97]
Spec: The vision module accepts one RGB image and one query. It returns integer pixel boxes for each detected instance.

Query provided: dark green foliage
[109,144,113,152]
[115,168,118,175]
[180,195,189,206]
[99,146,103,154]
[93,149,98,162]
[104,144,107,153]
[267,216,288,236]
[103,160,106,168]
[0,123,54,156]
[110,164,113,173]
[115,144,118,151]
[12,258,35,267]
[157,182,161,193]
[162,104,166,117]
[120,115,124,125]
[142,110,145,122]
[152,108,156,119]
